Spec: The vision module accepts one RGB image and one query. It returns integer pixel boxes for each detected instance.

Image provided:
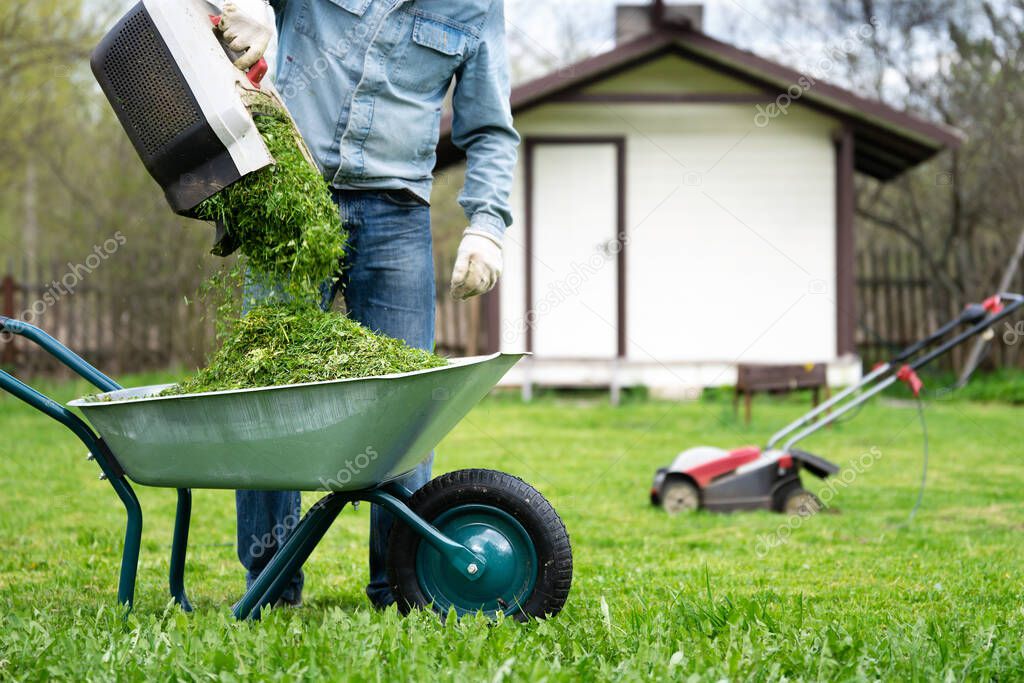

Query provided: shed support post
[835,125,856,357]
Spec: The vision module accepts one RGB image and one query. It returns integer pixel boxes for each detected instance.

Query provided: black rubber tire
[775,482,823,516]
[661,478,700,515]
[386,468,572,621]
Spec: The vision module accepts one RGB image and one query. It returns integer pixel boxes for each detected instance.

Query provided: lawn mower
[651,292,1024,516]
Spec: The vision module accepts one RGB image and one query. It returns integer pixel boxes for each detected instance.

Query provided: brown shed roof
[436,27,963,180]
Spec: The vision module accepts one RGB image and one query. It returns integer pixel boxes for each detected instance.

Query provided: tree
[768,0,1024,367]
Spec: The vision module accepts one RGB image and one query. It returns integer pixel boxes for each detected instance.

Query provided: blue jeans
[236,189,435,607]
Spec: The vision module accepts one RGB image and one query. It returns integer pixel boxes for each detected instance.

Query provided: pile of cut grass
[163,303,446,395]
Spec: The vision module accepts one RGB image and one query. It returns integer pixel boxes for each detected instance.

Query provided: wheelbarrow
[0,316,573,621]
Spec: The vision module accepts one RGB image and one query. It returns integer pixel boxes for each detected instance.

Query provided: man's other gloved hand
[219,1,273,70]
[450,230,502,300]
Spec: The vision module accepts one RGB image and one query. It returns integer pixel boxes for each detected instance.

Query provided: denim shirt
[269,0,519,238]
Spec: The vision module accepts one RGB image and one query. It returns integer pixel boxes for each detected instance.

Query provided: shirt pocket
[294,0,372,58]
[389,14,470,95]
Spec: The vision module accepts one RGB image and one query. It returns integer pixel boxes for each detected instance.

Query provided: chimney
[615,3,703,44]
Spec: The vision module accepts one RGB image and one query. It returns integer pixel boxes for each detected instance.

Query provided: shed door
[530,142,621,359]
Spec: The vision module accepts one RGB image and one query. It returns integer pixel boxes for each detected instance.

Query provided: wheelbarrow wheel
[387,468,572,621]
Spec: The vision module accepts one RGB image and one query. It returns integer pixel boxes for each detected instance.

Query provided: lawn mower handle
[772,292,1024,454]
[765,294,1006,451]
[892,302,988,362]
[903,292,1024,372]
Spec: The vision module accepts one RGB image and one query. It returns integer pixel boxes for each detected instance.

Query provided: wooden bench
[733,363,830,425]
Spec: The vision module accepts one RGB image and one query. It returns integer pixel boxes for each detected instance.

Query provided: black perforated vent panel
[95,4,203,158]
[92,2,241,213]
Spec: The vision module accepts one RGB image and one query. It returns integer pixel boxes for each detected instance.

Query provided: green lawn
[1,375,1022,681]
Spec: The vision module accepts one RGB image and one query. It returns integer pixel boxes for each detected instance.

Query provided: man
[221,0,518,607]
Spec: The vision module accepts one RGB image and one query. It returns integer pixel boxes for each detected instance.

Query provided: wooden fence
[433,254,486,356]
[856,245,1024,371]
[0,258,217,377]
[0,255,484,378]
[3,247,1020,378]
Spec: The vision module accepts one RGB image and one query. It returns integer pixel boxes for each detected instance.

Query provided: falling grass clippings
[193,98,347,303]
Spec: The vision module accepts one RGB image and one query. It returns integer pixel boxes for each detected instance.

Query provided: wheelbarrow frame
[0,316,490,620]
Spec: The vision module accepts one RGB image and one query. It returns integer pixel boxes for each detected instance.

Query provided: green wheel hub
[415,504,538,617]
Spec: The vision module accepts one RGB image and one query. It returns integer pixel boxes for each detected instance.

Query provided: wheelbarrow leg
[115,477,143,610]
[232,494,347,620]
[169,488,193,612]
[0,325,146,611]
[94,439,143,611]
[84,438,144,611]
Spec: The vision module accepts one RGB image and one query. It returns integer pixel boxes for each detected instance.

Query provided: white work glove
[219,2,273,70]
[450,230,503,300]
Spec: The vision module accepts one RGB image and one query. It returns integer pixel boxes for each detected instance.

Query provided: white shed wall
[498,58,853,390]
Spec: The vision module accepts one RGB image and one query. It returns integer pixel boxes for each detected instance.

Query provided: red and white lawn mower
[651,292,1024,516]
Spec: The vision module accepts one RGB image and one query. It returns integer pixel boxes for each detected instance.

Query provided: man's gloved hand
[219,2,272,70]
[450,230,503,300]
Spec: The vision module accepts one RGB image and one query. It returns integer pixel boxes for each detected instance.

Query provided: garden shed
[435,4,962,397]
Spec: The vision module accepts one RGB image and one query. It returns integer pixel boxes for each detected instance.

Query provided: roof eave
[435,28,964,180]
[669,30,964,151]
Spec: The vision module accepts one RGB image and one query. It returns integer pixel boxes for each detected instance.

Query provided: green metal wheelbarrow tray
[0,316,573,621]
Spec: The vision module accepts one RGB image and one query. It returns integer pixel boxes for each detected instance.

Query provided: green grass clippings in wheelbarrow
[0,316,573,621]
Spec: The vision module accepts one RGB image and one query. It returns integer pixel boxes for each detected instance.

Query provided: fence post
[1,274,16,366]
[466,297,480,356]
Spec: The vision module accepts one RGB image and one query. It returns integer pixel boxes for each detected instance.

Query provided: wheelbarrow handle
[0,316,120,393]
[0,316,149,608]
